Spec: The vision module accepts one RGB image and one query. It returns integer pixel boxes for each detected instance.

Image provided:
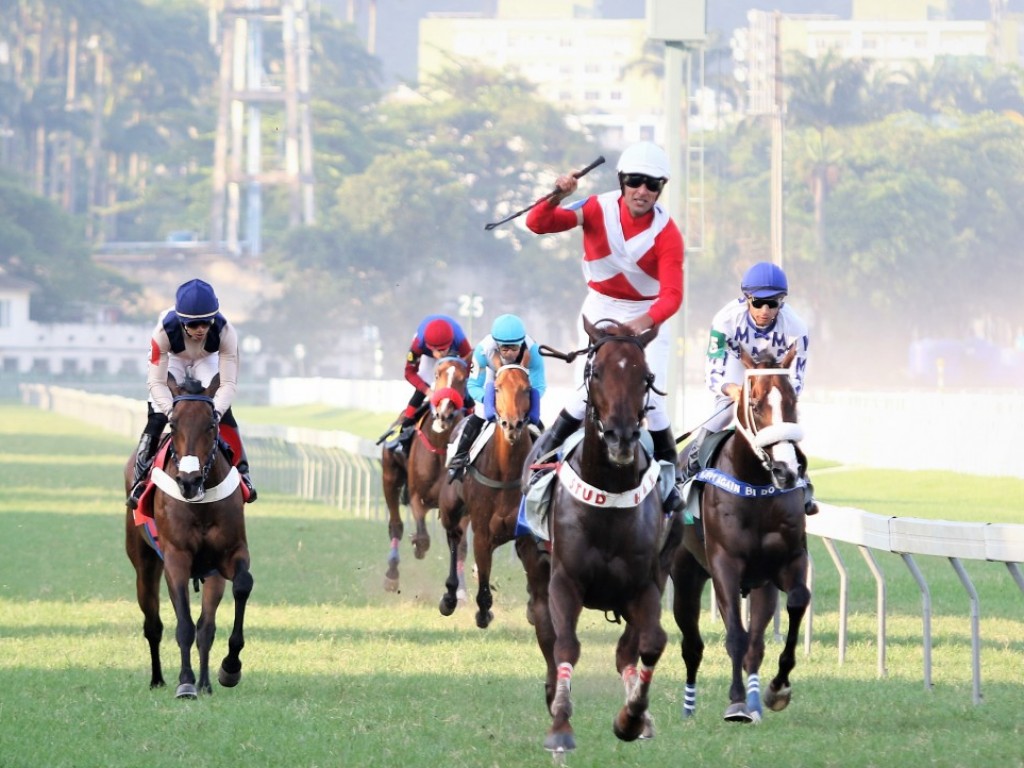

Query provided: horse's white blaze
[617,358,627,370]
[767,386,783,423]
[444,365,456,388]
[771,441,799,473]
[179,455,201,473]
[432,399,451,432]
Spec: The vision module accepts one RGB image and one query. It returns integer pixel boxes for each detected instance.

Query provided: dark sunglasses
[621,173,666,193]
[184,319,213,330]
[746,296,784,309]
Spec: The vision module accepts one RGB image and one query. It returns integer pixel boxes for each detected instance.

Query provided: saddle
[446,419,496,469]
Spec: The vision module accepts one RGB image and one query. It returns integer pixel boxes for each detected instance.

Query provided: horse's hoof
[723,702,754,723]
[383,576,399,592]
[613,707,648,742]
[175,683,198,699]
[218,666,242,688]
[475,610,493,629]
[543,732,576,754]
[765,683,792,712]
[640,712,656,740]
[439,594,457,617]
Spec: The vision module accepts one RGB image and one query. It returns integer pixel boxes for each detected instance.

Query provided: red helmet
[423,318,454,351]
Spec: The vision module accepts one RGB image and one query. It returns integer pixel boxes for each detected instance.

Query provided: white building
[0,275,151,377]
[737,0,1023,115]
[417,0,664,149]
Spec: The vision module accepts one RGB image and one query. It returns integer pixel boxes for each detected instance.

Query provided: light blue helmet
[491,314,526,346]
[741,262,788,299]
[175,278,219,321]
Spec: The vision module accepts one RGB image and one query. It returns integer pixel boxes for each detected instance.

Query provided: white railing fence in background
[19,384,1024,703]
[18,384,386,518]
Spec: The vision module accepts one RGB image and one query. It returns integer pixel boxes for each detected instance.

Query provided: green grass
[238,403,393,439]
[1,404,1023,768]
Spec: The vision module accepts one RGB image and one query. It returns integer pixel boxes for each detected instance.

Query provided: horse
[380,356,469,592]
[669,346,810,723]
[438,363,534,628]
[123,372,253,699]
[516,317,672,755]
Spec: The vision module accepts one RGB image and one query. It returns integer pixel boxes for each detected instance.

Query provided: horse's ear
[167,372,180,395]
[582,315,599,343]
[206,373,221,397]
[739,348,756,369]
[781,344,797,369]
[638,324,659,347]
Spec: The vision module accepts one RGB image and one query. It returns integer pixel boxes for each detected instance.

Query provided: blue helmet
[741,262,788,299]
[175,278,219,322]
[491,314,526,346]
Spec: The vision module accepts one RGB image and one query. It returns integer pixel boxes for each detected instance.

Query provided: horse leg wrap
[551,662,574,717]
[683,683,697,717]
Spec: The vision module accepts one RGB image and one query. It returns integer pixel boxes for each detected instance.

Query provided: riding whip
[484,155,606,231]
[674,401,735,445]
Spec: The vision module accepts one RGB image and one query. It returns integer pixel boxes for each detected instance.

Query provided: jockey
[525,141,685,488]
[681,261,817,514]
[127,278,256,509]
[447,313,547,483]
[385,314,474,453]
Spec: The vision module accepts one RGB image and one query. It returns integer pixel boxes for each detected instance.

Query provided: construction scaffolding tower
[210,0,315,257]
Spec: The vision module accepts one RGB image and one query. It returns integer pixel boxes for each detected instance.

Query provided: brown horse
[438,363,534,628]
[669,347,810,723]
[516,317,671,755]
[381,356,469,592]
[123,372,253,699]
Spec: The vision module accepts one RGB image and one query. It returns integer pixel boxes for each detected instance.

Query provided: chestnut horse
[124,372,253,699]
[516,318,671,755]
[669,347,810,723]
[438,363,534,628]
[381,356,469,592]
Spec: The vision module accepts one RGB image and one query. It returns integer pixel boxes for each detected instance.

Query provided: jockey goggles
[621,173,666,193]
[746,294,785,309]
[183,318,214,330]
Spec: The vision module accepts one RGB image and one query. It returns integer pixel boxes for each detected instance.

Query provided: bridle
[582,335,664,441]
[168,394,220,485]
[733,368,804,474]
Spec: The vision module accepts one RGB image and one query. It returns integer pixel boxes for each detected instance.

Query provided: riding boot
[127,433,156,510]
[679,427,710,484]
[236,448,258,503]
[447,414,484,483]
[651,427,684,513]
[534,409,583,460]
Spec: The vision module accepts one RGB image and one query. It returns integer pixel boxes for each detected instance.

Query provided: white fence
[269,378,1024,479]
[19,383,1024,703]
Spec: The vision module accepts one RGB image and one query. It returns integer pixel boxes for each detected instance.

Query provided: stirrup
[127,480,146,510]
[240,474,258,503]
[447,455,469,484]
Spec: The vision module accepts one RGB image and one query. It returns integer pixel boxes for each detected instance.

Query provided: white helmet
[616,141,671,180]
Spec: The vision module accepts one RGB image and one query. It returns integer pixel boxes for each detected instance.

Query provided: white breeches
[562,290,673,432]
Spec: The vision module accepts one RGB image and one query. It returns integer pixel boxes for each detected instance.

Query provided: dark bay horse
[381,356,469,592]
[517,317,671,755]
[669,346,810,723]
[124,372,253,699]
[438,363,534,628]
